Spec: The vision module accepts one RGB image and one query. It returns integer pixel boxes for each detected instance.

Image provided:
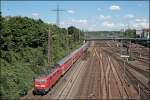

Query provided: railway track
[107,53,149,98]
[109,56,124,98]
[99,48,120,99]
[125,68,150,99]
[77,48,96,99]
[137,57,150,65]
[56,60,87,99]
[79,41,148,99]
[76,41,108,99]
[77,41,139,99]
[96,47,107,99]
[45,60,83,99]
[97,47,102,98]
[102,41,150,99]
[111,57,140,99]
[22,41,149,99]
[126,62,150,78]
[81,42,110,99]
[101,42,138,99]
[105,41,150,77]
[86,51,98,99]
[117,60,150,99]
[81,41,134,99]
[21,50,89,100]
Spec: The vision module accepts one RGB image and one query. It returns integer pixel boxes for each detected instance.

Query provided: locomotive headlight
[35,84,40,87]
[40,85,45,88]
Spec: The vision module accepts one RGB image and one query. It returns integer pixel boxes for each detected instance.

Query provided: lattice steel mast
[51,5,65,26]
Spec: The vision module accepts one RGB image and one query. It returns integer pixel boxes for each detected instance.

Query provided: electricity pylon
[51,5,65,26]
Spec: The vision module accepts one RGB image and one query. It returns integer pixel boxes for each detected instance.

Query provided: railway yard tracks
[102,40,150,99]
[21,41,149,99]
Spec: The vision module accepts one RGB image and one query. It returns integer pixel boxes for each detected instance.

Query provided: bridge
[85,37,150,41]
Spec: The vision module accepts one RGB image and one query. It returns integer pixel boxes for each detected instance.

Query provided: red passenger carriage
[33,42,88,95]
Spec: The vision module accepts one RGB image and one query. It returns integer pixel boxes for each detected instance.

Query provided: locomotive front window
[55,64,60,67]
[40,80,46,83]
[35,79,46,84]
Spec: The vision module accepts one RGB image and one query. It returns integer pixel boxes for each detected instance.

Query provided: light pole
[67,25,69,54]
[79,29,80,43]
[48,26,51,67]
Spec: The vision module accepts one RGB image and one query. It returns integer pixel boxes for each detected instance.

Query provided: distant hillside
[85,31,121,39]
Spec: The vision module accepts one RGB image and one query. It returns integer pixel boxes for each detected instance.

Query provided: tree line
[0,16,84,99]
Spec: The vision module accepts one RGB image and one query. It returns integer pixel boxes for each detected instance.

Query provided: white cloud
[126,17,149,29]
[124,14,134,18]
[67,10,75,14]
[78,19,87,23]
[60,18,127,31]
[101,21,126,30]
[109,5,120,11]
[102,21,114,27]
[60,19,88,29]
[117,23,125,27]
[133,22,149,29]
[97,15,111,20]
[135,18,147,22]
[60,14,149,31]
[69,19,88,24]
[32,13,39,17]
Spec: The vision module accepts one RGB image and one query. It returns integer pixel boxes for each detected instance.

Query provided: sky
[1,0,149,31]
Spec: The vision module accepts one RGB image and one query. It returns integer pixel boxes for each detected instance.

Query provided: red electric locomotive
[33,67,61,95]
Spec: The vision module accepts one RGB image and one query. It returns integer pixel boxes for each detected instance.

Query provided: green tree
[0,16,84,99]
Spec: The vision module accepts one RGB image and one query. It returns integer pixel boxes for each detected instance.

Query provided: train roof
[72,47,80,55]
[57,52,73,65]
[57,42,88,65]
[35,67,58,80]
[46,66,57,75]
[34,42,88,80]
[57,48,79,65]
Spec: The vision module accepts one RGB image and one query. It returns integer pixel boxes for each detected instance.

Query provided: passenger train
[33,42,88,95]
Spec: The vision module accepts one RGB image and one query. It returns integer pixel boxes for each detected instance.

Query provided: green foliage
[0,16,84,99]
[87,31,123,38]
[128,56,136,61]
[124,29,136,38]
[68,26,82,43]
[87,30,137,38]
